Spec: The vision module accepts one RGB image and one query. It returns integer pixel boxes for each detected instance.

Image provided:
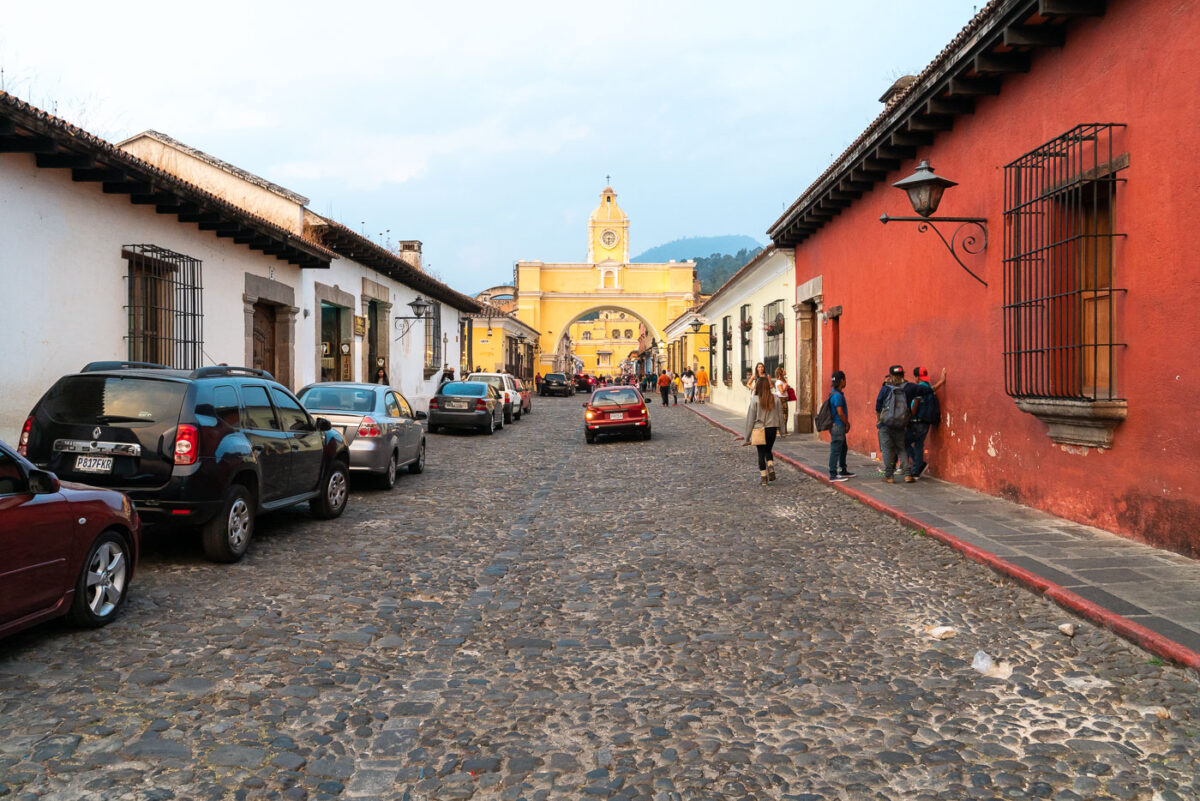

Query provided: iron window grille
[124,244,203,369]
[423,301,442,370]
[762,300,786,378]
[1003,123,1127,402]
[722,316,732,385]
[739,304,752,383]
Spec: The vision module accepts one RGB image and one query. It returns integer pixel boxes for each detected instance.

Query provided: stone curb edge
[684,403,1200,674]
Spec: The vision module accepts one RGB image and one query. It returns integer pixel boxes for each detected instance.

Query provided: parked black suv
[18,362,350,563]
[540,372,574,397]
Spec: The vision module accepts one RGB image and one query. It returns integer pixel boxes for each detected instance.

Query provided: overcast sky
[3,1,975,293]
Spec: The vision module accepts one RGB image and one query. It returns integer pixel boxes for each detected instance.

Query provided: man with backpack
[906,365,947,481]
[875,364,913,484]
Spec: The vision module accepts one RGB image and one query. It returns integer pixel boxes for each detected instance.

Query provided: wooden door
[252,302,277,375]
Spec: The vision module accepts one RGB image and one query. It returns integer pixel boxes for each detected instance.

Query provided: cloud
[273,115,590,190]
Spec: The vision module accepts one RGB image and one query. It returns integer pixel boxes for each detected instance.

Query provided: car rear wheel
[585,431,596,444]
[483,414,496,435]
[408,439,426,474]
[428,423,440,435]
[203,484,254,563]
[378,452,398,490]
[67,530,132,627]
[310,462,349,519]
[503,404,513,424]
[642,426,652,441]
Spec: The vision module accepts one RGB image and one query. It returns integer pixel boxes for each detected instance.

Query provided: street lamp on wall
[879,160,988,286]
[393,296,432,340]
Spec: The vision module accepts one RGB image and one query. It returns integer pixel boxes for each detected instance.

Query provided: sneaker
[838,471,856,478]
[831,475,849,483]
[882,477,895,484]
[904,475,917,483]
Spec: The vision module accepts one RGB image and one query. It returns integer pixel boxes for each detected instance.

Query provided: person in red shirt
[657,370,671,406]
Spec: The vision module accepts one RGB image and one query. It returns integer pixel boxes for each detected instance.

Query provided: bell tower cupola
[587,185,629,265]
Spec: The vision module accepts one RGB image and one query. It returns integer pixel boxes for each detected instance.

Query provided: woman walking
[773,366,791,437]
[743,376,783,486]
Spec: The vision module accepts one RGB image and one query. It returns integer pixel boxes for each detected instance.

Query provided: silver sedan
[298,383,426,489]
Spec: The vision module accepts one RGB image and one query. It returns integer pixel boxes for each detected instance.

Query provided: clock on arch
[600,229,619,248]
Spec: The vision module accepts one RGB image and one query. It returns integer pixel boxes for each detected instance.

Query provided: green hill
[632,235,763,264]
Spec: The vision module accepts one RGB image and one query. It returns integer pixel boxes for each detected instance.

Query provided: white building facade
[694,247,800,425]
[0,94,479,443]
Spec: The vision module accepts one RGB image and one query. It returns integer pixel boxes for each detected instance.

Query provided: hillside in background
[692,248,764,294]
[631,235,762,264]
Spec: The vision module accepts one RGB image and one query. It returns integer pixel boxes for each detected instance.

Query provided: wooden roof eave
[767,0,1106,249]
[0,97,334,269]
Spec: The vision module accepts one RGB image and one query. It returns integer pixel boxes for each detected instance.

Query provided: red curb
[686,404,1200,674]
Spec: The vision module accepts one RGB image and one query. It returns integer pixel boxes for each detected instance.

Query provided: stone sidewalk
[685,401,1200,671]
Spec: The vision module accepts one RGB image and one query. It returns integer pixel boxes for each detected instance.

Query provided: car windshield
[592,389,640,406]
[442,382,486,397]
[40,376,186,425]
[546,373,565,381]
[299,386,377,412]
[469,375,505,391]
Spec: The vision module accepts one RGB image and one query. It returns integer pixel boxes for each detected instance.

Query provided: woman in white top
[774,367,790,437]
[743,376,784,486]
[682,370,696,403]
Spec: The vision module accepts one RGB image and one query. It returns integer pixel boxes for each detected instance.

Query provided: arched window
[612,329,620,339]
[624,329,632,339]
[582,331,592,340]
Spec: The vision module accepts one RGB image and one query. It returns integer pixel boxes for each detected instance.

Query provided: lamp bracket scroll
[879,214,989,286]
[393,295,432,341]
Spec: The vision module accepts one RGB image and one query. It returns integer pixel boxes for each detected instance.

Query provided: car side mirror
[28,469,60,495]
[414,410,428,420]
[315,417,332,432]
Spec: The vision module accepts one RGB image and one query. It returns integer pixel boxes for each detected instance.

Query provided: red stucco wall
[795,0,1200,555]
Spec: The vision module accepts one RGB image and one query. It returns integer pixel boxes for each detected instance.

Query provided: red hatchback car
[582,386,652,443]
[1,439,140,639]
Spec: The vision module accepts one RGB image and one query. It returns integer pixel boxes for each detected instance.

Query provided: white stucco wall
[702,250,797,416]
[0,154,303,442]
[294,254,464,412]
[120,137,305,234]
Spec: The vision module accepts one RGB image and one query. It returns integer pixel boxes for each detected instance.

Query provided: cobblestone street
[1,396,1197,801]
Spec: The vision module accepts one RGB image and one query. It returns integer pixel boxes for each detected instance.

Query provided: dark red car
[0,439,140,639]
[582,386,652,443]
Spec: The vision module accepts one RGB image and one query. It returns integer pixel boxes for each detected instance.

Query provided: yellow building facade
[515,186,700,375]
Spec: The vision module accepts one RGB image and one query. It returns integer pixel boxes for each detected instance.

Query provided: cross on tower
[605,174,610,185]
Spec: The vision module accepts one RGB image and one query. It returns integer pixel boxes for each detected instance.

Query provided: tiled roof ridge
[119,129,310,205]
[308,216,482,313]
[767,0,1008,237]
[0,91,335,261]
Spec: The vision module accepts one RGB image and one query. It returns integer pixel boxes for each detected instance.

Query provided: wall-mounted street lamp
[879,160,988,286]
[393,296,431,340]
[689,318,704,334]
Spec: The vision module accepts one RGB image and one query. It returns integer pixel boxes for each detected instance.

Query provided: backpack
[877,383,911,429]
[913,385,940,425]
[814,397,834,431]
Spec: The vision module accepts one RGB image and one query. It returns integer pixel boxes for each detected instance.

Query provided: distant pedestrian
[683,369,696,403]
[773,367,791,436]
[657,369,671,406]
[828,370,854,481]
[875,364,912,483]
[906,365,947,481]
[743,376,783,486]
[746,362,767,391]
[375,367,389,385]
[534,372,542,394]
[695,366,709,403]
[670,372,680,405]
